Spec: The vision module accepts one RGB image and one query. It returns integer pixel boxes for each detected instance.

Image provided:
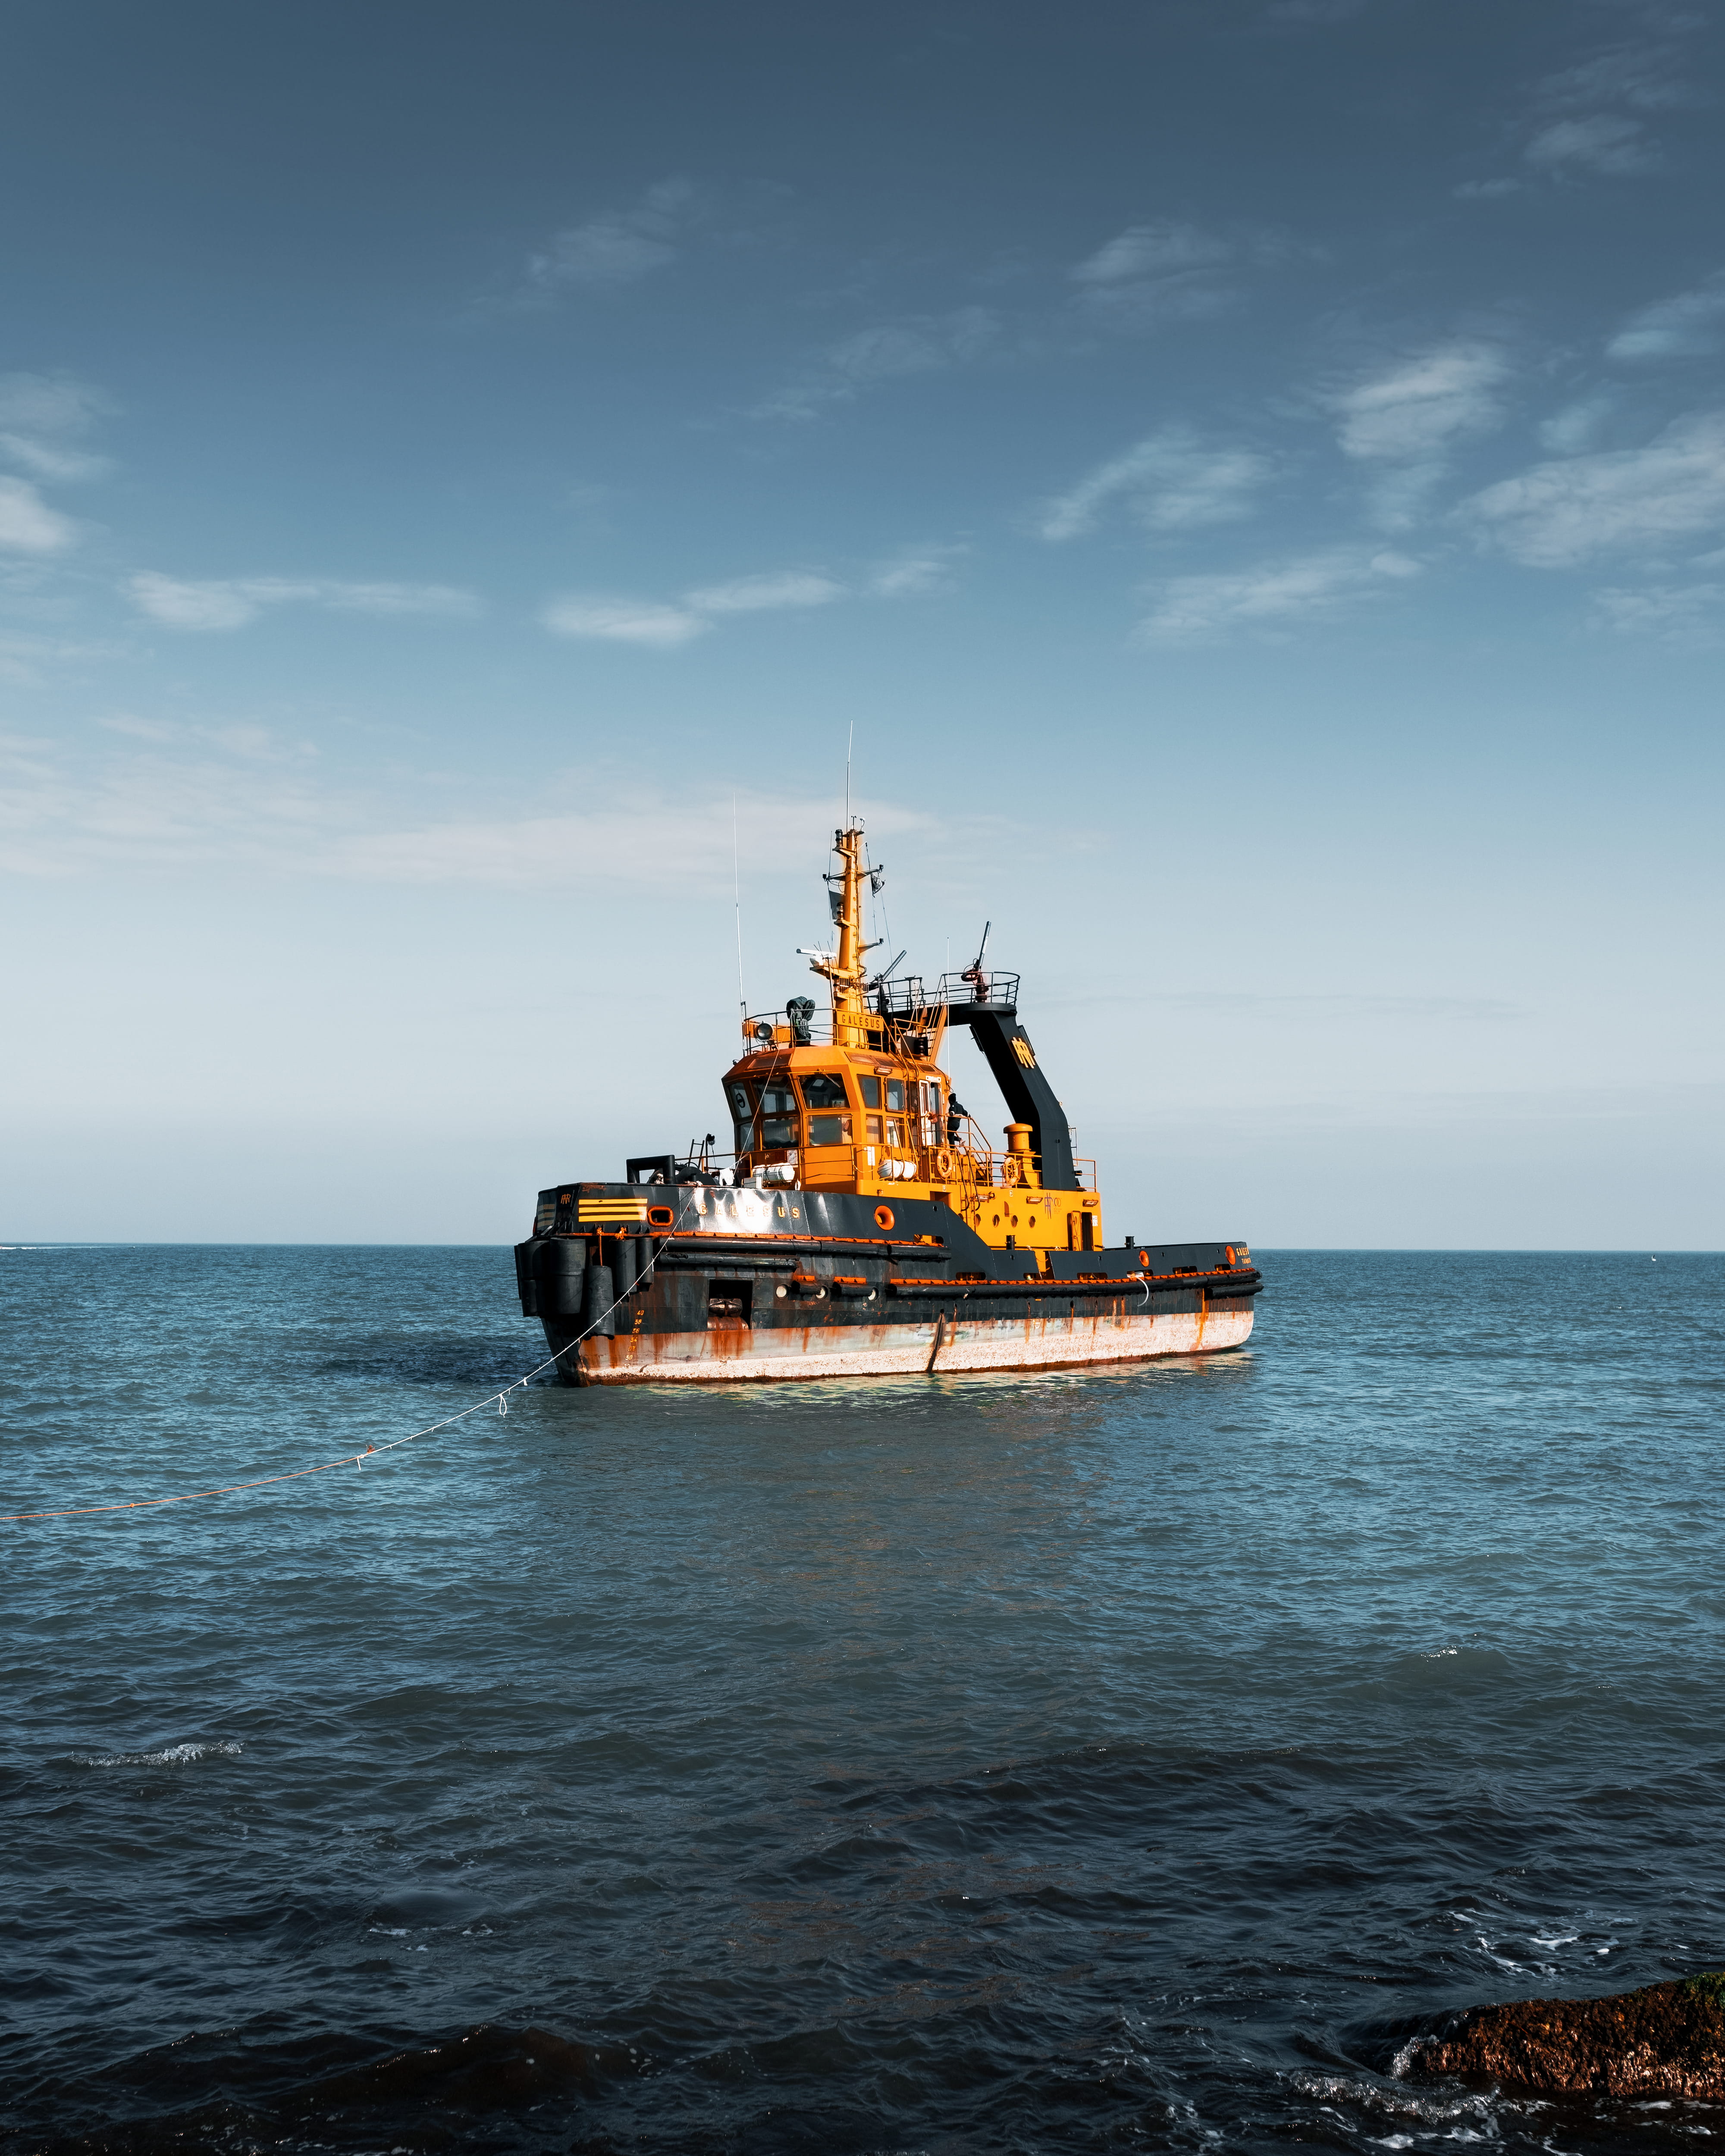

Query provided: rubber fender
[513,1241,538,1316]
[533,1237,586,1318]
[582,1263,616,1337]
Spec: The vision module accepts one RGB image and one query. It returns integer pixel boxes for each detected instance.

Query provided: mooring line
[3,1195,699,1523]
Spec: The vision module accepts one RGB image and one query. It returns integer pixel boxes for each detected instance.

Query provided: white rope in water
[3,1194,701,1523]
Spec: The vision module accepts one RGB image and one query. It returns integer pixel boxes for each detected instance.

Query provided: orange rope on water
[4,1195,699,1524]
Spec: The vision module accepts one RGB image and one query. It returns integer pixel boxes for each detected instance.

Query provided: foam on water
[3,1244,1723,2154]
[75,1741,244,1767]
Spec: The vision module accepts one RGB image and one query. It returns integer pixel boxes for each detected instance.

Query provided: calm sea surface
[3,1247,1724,2154]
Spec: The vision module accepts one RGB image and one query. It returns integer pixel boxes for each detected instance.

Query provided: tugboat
[513,820,1261,1383]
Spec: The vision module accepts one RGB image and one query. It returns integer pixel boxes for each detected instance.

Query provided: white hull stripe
[560,1304,1254,1385]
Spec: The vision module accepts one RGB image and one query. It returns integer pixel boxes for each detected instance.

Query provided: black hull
[515,1187,1259,1387]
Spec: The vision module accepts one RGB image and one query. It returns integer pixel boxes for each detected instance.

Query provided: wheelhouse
[703,823,1103,1258]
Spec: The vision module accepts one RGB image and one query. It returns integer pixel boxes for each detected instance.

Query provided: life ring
[875,1204,895,1230]
[933,1146,954,1181]
[1000,1155,1021,1188]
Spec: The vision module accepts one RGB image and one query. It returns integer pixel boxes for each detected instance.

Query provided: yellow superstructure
[722,822,1104,1260]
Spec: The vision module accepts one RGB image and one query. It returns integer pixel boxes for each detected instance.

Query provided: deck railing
[741,967,1019,1049]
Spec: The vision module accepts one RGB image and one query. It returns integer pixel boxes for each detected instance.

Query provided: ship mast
[804,823,872,1050]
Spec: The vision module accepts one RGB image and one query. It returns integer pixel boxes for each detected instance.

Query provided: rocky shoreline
[1410,1974,1725,2098]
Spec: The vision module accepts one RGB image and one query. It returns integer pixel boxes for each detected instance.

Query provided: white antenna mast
[844,721,853,826]
[732,793,746,1030]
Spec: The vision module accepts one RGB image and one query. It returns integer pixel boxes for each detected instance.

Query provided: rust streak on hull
[557,1303,1254,1385]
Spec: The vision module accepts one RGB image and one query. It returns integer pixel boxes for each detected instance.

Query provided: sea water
[2,1246,1723,2153]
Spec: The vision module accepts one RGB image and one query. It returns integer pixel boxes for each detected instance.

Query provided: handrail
[742,1009,837,1047]
[740,969,1022,1050]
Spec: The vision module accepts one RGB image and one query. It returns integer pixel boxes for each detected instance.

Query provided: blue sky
[3,0,1721,1246]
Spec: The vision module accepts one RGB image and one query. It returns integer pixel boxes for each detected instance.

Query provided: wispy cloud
[1070,220,1236,320]
[0,371,114,487]
[1136,548,1420,643]
[1539,392,1623,454]
[752,220,1292,426]
[97,713,316,759]
[1607,271,1725,362]
[1040,428,1273,542]
[0,476,77,554]
[1519,31,1706,179]
[539,595,706,648]
[323,792,953,890]
[866,544,967,597]
[1327,345,1510,462]
[544,548,957,647]
[755,307,1000,421]
[0,632,125,686]
[542,573,841,649]
[127,573,483,631]
[1591,580,1725,640]
[0,723,334,877]
[1525,112,1663,176]
[682,570,845,615]
[0,435,107,483]
[518,177,698,298]
[0,725,951,887]
[1462,409,1725,567]
[1324,343,1512,528]
[329,791,961,890]
[1067,218,1297,331]
[1538,39,1705,118]
[1456,26,1707,196]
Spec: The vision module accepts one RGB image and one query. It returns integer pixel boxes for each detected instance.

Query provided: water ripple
[2,1245,1722,2153]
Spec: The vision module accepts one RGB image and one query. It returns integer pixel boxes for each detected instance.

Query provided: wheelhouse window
[859,1076,881,1109]
[885,1078,906,1112]
[807,1113,852,1147]
[799,1072,849,1108]
[757,1084,797,1150]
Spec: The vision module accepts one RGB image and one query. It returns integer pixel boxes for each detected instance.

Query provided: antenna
[844,720,853,827]
[732,794,746,1028]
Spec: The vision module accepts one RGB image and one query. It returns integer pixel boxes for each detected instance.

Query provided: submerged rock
[1413,1973,1725,2098]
